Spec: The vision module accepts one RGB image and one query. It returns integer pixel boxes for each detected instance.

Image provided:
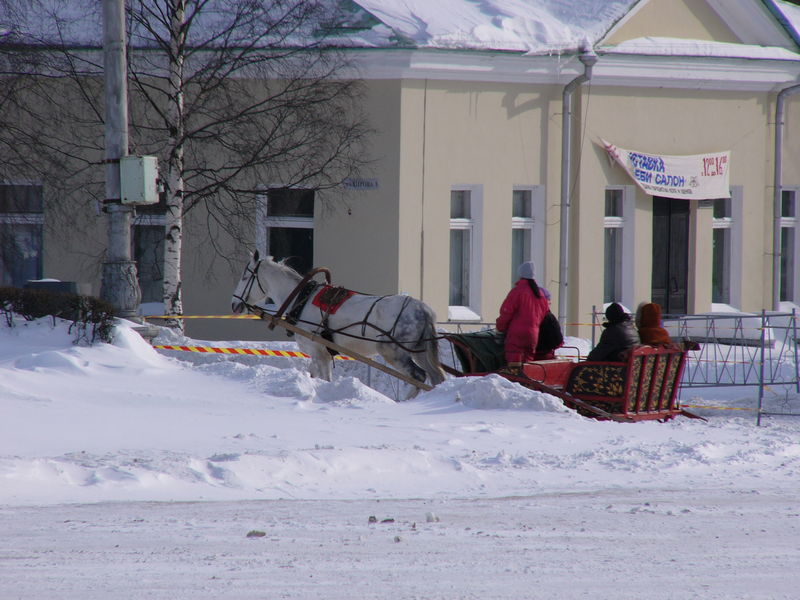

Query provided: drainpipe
[772,82,800,311]
[558,48,598,328]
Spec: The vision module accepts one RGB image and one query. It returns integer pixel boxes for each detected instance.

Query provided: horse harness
[241,261,438,353]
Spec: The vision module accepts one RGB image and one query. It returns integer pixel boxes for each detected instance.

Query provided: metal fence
[443,311,800,424]
[592,308,800,424]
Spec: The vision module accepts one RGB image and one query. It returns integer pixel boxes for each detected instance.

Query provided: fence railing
[444,311,800,424]
[592,308,800,424]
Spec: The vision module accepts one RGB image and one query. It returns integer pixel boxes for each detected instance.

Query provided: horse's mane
[268,256,303,281]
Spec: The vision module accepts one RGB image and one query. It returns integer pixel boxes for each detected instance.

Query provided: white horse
[231,251,445,398]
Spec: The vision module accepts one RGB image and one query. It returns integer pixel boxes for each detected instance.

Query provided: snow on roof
[3,0,799,59]
[0,0,636,53]
[602,36,800,61]
[348,0,637,53]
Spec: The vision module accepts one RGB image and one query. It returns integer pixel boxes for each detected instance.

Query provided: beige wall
[605,0,740,45]
[316,80,402,296]
[396,79,561,325]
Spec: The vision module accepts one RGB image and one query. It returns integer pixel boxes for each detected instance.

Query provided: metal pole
[558,49,597,331]
[793,308,799,394]
[100,0,141,317]
[772,83,800,311]
[757,310,766,426]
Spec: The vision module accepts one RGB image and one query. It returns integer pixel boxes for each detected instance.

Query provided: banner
[601,139,730,200]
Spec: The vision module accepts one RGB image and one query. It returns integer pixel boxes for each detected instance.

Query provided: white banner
[601,139,730,200]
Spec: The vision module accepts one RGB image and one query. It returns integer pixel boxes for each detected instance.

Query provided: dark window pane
[713,198,730,219]
[0,184,43,213]
[712,228,730,303]
[605,189,622,217]
[511,228,530,284]
[133,225,164,303]
[268,188,314,218]
[603,227,620,303]
[512,190,531,218]
[781,227,795,302]
[269,227,313,275]
[782,190,795,218]
[449,229,469,305]
[450,191,470,219]
[0,223,43,287]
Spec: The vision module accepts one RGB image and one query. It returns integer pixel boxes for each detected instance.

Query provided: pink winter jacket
[496,279,550,360]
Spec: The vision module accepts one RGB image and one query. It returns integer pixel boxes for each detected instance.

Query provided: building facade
[3,0,800,342]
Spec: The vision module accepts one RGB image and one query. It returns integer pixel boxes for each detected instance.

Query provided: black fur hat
[605,302,630,324]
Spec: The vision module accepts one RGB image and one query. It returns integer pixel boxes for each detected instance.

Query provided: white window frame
[511,185,545,286]
[711,186,743,311]
[711,199,732,306]
[779,187,800,307]
[448,185,483,321]
[603,186,635,307]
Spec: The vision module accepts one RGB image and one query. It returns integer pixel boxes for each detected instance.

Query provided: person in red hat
[636,301,673,347]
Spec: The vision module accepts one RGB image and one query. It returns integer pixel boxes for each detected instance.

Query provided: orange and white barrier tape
[153,344,354,360]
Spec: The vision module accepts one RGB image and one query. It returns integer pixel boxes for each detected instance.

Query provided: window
[0,183,44,287]
[257,187,314,276]
[511,190,532,284]
[133,219,164,304]
[603,189,624,303]
[712,197,732,304]
[449,186,483,320]
[511,187,545,286]
[780,189,798,303]
[449,190,471,306]
[132,194,166,305]
[602,186,636,307]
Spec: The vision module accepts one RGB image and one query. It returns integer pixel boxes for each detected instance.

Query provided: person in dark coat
[636,301,673,347]
[496,261,550,368]
[587,302,639,362]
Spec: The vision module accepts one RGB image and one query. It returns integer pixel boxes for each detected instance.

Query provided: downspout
[558,48,598,327]
[772,82,800,310]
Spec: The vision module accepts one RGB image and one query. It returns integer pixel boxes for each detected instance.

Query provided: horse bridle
[233,258,266,312]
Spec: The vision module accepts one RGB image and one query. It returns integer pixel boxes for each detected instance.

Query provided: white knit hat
[517,261,535,280]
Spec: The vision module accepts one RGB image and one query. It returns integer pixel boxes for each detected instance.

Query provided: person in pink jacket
[496,261,551,369]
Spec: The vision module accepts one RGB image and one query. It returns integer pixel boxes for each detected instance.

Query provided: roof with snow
[1,0,799,58]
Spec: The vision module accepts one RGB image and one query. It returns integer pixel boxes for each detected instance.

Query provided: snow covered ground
[2,316,800,599]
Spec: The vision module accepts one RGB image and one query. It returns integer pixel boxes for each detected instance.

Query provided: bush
[0,286,116,344]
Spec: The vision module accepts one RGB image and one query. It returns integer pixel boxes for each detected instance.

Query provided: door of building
[651,196,689,315]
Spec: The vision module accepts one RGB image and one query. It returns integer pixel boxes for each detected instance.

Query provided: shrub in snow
[0,286,115,343]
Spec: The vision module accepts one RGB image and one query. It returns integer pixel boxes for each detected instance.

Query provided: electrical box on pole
[120,155,159,205]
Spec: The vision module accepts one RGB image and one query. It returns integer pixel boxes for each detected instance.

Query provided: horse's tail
[416,307,446,386]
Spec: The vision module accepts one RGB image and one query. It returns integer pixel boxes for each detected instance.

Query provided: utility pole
[100,0,141,317]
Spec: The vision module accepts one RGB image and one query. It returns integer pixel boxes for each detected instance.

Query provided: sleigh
[443,330,697,422]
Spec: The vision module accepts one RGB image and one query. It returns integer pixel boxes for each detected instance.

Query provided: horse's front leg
[308,344,333,381]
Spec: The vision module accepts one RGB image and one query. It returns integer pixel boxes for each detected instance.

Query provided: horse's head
[231,250,267,314]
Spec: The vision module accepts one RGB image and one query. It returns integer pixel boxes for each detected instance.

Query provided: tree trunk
[162,0,186,331]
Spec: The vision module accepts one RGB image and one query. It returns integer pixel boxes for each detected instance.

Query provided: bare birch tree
[0,0,370,330]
